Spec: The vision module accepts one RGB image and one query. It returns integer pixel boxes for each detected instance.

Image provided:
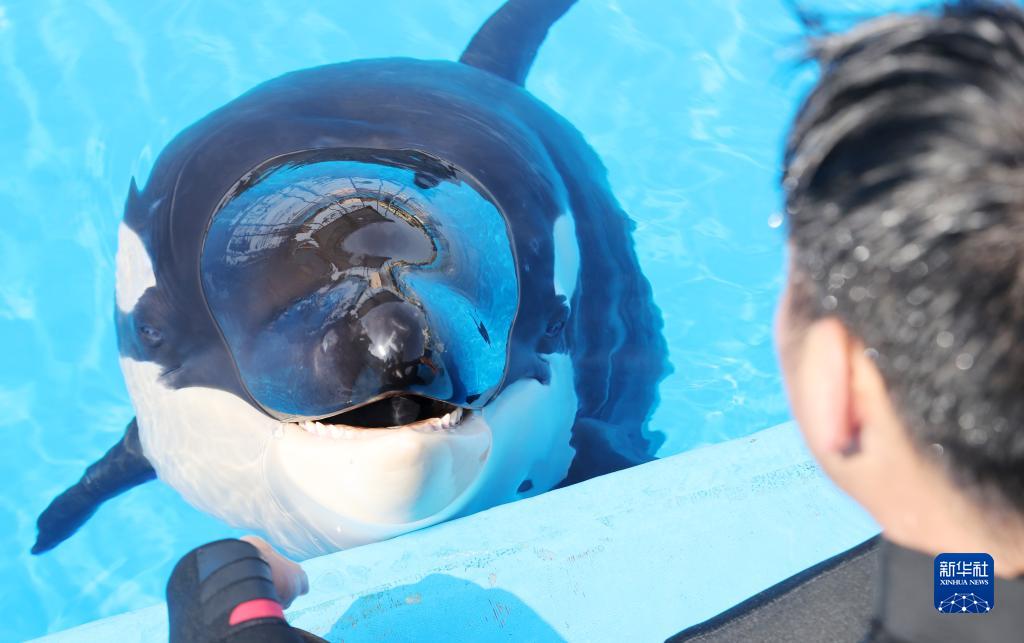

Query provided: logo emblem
[934,553,994,613]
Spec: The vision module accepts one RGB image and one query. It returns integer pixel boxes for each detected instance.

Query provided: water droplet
[937,331,955,348]
[850,286,869,302]
[852,245,871,262]
[881,209,904,227]
[907,286,930,306]
[930,443,945,457]
[909,261,929,278]
[894,355,911,371]
[767,212,784,229]
[907,311,926,327]
[822,295,838,311]
[959,413,976,430]
[955,352,974,370]
[841,262,858,279]
[864,347,879,360]
[899,243,922,263]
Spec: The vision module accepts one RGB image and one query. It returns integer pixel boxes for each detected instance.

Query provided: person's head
[777,0,1024,558]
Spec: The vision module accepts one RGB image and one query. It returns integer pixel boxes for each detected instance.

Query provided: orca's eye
[545,303,570,337]
[138,324,164,347]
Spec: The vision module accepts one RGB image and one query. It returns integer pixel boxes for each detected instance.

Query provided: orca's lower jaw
[294,394,470,437]
[120,353,578,559]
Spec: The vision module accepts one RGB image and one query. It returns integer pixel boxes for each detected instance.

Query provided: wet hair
[783,1,1024,514]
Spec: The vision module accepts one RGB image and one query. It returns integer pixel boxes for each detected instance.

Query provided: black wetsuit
[668,537,1024,642]
[166,539,325,643]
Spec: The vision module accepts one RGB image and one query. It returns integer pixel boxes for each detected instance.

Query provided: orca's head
[115,147,580,556]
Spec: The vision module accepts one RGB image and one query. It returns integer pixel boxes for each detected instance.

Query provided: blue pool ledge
[32,422,879,642]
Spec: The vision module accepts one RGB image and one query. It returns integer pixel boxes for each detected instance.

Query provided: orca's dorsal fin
[460,0,578,86]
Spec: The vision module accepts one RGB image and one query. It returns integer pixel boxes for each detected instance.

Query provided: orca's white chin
[119,353,578,559]
[265,403,492,541]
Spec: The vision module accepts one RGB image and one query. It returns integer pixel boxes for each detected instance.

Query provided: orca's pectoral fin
[32,418,155,554]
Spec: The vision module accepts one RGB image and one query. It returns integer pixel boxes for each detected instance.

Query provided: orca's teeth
[293,406,470,436]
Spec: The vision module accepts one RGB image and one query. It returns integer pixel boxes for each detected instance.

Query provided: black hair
[784,0,1024,514]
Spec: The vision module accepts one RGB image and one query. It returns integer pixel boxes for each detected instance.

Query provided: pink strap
[228,598,285,626]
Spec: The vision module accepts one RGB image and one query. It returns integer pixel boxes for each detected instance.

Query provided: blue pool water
[1,1,919,639]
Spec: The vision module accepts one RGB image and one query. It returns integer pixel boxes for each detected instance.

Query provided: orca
[34,0,668,558]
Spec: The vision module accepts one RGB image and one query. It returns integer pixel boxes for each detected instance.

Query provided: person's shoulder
[667,536,881,643]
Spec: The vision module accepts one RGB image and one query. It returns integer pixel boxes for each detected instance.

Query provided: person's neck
[876,463,1024,578]
[850,407,1024,578]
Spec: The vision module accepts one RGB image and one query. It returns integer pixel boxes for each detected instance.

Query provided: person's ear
[793,317,860,457]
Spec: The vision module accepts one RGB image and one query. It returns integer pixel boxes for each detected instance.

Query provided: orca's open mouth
[293,394,468,436]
